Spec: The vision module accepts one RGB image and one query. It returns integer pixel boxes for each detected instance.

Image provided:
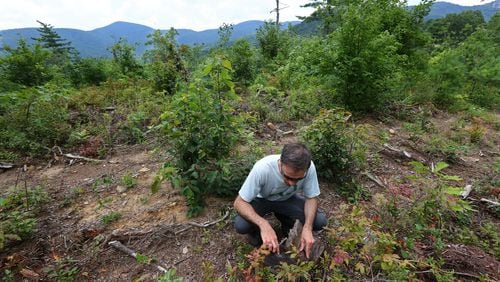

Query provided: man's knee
[234,214,255,234]
[313,211,328,231]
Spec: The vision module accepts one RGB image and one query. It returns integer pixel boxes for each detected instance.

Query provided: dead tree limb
[51,146,103,163]
[480,198,500,207]
[0,162,14,169]
[108,240,168,273]
[62,153,103,163]
[110,211,231,240]
[187,210,230,228]
[383,143,413,159]
[364,172,387,188]
[267,122,294,140]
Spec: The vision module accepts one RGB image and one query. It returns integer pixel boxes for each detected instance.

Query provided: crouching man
[234,143,327,258]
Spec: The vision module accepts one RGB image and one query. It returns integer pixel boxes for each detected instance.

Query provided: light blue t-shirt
[239,154,320,202]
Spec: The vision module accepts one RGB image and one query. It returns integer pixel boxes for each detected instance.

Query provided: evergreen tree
[32,21,72,53]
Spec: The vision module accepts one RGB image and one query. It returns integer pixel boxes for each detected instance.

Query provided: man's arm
[299,197,318,258]
[234,195,279,253]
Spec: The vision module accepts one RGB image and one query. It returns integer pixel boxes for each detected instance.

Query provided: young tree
[108,37,142,77]
[0,39,53,87]
[426,10,486,47]
[217,23,234,49]
[70,57,110,86]
[228,39,256,86]
[256,21,280,60]
[429,13,499,109]
[302,0,432,113]
[300,0,338,35]
[144,28,187,95]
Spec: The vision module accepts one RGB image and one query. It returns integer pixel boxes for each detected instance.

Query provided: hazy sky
[1,0,496,31]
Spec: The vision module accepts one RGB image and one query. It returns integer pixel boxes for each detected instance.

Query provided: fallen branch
[468,197,500,208]
[0,162,14,169]
[383,143,412,159]
[110,211,231,240]
[187,210,230,228]
[108,240,168,273]
[51,146,103,163]
[173,255,192,266]
[62,153,103,163]
[267,122,294,140]
[364,172,387,188]
[480,198,500,207]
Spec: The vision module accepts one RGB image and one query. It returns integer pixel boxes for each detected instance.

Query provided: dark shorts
[234,194,327,235]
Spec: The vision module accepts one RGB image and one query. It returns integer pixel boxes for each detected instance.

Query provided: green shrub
[0,186,48,250]
[121,172,137,189]
[299,108,367,200]
[117,111,148,144]
[44,256,80,282]
[247,85,287,122]
[3,211,36,240]
[0,87,71,156]
[3,186,49,211]
[154,56,246,216]
[157,268,183,282]
[101,212,122,225]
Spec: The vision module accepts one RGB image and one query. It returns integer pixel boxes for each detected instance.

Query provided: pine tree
[31,21,78,67]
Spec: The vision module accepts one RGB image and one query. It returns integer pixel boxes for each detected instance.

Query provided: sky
[1,0,496,31]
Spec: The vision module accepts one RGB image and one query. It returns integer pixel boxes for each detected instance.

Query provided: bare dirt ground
[0,114,498,281]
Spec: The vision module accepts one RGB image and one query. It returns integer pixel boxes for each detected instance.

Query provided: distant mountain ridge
[1,20,285,58]
[424,1,498,20]
[1,1,497,58]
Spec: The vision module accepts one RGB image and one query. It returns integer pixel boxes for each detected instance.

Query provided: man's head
[280,143,312,170]
[279,143,311,186]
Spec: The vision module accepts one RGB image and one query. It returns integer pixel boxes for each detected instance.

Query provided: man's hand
[233,195,280,253]
[260,222,279,253]
[299,227,315,259]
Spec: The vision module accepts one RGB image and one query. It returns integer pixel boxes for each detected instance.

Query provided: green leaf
[441,175,462,181]
[135,253,151,264]
[409,161,429,174]
[434,162,449,173]
[202,64,213,76]
[221,58,232,70]
[443,186,462,196]
[151,176,162,194]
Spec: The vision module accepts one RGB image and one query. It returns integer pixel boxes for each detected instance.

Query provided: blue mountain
[0,20,296,58]
[0,1,497,58]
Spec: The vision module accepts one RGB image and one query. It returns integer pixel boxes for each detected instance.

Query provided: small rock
[138,167,150,173]
[20,268,39,279]
[116,186,127,193]
[182,247,188,254]
[83,201,89,205]
[389,129,396,134]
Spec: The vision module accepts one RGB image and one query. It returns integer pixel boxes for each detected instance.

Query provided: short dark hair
[280,143,311,171]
